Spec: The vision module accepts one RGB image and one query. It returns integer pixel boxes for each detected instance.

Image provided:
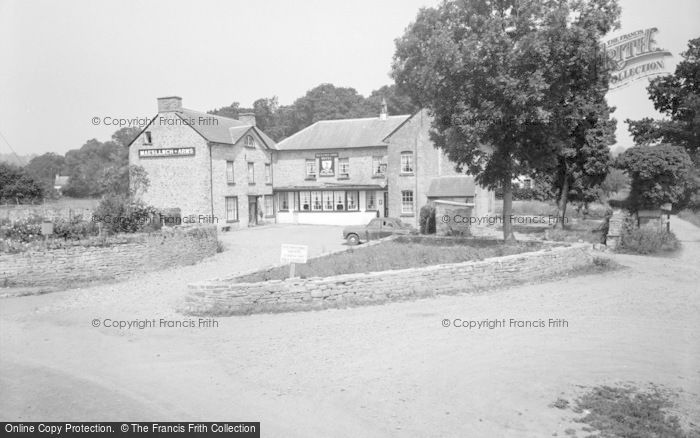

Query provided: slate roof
[176,108,276,149]
[275,115,411,150]
[426,176,476,197]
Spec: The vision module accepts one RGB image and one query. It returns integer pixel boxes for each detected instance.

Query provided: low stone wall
[1,226,218,288]
[185,243,596,316]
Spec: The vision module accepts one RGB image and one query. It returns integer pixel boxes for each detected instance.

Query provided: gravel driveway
[1,220,698,437]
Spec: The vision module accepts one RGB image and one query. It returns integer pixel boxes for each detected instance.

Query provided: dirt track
[1,220,698,437]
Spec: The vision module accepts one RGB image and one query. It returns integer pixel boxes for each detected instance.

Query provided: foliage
[600,168,630,196]
[0,215,43,242]
[52,216,99,240]
[391,0,620,240]
[573,385,696,438]
[0,163,44,204]
[209,84,419,142]
[23,152,66,195]
[93,194,161,234]
[419,204,436,234]
[619,226,680,254]
[616,144,694,211]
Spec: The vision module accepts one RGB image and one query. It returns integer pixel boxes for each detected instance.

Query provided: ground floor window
[311,191,323,211]
[300,192,311,211]
[276,193,289,211]
[401,190,414,214]
[225,196,238,222]
[264,195,274,217]
[333,191,345,210]
[346,191,359,211]
[366,191,377,210]
[323,191,334,211]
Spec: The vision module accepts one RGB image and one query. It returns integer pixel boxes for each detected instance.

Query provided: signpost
[280,244,308,278]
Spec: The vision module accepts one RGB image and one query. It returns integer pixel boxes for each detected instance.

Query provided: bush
[419,204,436,234]
[93,195,161,234]
[0,216,43,242]
[619,227,680,254]
[53,216,99,240]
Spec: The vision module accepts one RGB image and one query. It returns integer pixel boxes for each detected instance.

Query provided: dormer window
[143,131,152,145]
[244,135,255,148]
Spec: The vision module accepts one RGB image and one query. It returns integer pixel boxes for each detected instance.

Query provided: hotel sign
[316,152,337,177]
[600,28,672,90]
[138,147,195,158]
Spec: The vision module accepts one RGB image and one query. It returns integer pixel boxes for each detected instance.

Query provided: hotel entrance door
[248,196,258,226]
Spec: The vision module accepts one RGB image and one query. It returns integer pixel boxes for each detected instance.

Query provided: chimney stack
[379,98,388,120]
[239,112,256,126]
[157,96,182,113]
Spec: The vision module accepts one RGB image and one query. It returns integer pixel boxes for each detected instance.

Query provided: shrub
[0,215,43,242]
[619,227,680,254]
[419,204,436,234]
[52,216,99,240]
[93,195,161,234]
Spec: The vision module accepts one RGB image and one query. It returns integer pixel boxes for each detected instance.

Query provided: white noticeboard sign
[280,244,308,265]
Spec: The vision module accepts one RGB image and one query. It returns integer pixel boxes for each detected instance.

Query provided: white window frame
[372,156,386,176]
[346,191,359,211]
[400,151,414,174]
[334,191,346,211]
[366,191,377,211]
[225,196,238,222]
[247,162,255,184]
[338,158,350,178]
[226,160,235,184]
[244,135,255,148]
[264,163,272,184]
[264,195,274,217]
[305,159,316,178]
[401,190,414,214]
[311,191,323,211]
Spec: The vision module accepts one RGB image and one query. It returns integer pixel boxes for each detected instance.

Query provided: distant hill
[0,153,36,166]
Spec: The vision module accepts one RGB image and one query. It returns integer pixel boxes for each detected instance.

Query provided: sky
[0,0,698,158]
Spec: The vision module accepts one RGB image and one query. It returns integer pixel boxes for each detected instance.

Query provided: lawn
[233,236,549,283]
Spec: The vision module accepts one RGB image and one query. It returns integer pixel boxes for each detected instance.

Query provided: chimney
[379,97,388,120]
[239,112,256,126]
[157,96,182,112]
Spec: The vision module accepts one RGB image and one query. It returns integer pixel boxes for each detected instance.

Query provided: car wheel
[346,234,360,245]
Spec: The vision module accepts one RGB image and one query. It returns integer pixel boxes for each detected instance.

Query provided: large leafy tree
[0,163,44,204]
[24,152,66,194]
[392,0,619,239]
[626,37,700,208]
[616,144,694,210]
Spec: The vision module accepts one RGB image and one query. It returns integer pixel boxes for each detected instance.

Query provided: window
[244,135,255,148]
[323,191,334,211]
[346,191,359,211]
[305,159,316,179]
[372,156,386,176]
[400,151,414,174]
[338,158,349,178]
[226,161,234,184]
[144,131,152,144]
[401,190,414,214]
[366,191,377,210]
[293,192,300,211]
[247,162,255,184]
[276,193,289,211]
[311,191,323,211]
[225,196,238,222]
[300,192,311,211]
[264,195,274,216]
[334,191,346,211]
[265,163,271,184]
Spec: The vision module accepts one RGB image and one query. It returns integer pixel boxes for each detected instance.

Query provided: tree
[392,0,619,240]
[616,144,694,211]
[364,85,419,116]
[62,136,129,198]
[626,37,700,209]
[24,152,66,195]
[0,163,44,204]
[600,168,630,196]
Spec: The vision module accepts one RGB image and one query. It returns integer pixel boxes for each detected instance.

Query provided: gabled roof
[427,176,476,197]
[177,108,276,150]
[127,108,276,149]
[275,115,411,151]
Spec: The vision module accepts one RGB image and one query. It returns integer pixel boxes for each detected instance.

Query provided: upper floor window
[338,158,350,178]
[143,131,152,145]
[400,151,414,174]
[265,163,272,184]
[372,156,386,177]
[247,162,255,184]
[244,135,256,148]
[226,161,235,184]
[305,159,316,179]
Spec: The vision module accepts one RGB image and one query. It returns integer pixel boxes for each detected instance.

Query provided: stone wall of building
[1,226,218,288]
[129,112,212,219]
[185,243,595,316]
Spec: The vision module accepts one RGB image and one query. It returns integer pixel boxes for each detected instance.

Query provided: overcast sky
[0,0,698,157]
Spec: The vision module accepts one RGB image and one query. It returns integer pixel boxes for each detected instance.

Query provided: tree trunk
[554,174,570,229]
[501,177,516,241]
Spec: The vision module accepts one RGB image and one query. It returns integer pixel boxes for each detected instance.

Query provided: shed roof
[426,176,476,197]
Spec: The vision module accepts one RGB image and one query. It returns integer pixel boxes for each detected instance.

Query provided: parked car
[342,217,417,245]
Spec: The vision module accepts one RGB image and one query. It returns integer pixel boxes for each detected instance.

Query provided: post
[289,262,296,279]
